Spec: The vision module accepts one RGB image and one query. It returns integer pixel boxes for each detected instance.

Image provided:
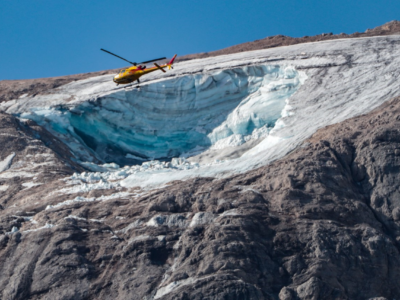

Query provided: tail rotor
[168,54,177,70]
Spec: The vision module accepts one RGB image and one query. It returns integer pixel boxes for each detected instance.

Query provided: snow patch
[132,235,151,242]
[23,223,55,233]
[0,153,15,172]
[154,278,196,299]
[219,209,240,217]
[45,192,131,210]
[0,171,35,179]
[22,182,43,189]
[0,185,9,191]
[57,180,118,194]
[146,214,187,228]
[189,212,215,227]
[65,215,87,221]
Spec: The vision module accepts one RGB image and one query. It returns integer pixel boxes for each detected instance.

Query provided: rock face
[0,112,85,209]
[2,91,400,299]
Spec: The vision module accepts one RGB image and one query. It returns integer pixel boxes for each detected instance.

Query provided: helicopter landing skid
[123,83,140,90]
[109,82,143,93]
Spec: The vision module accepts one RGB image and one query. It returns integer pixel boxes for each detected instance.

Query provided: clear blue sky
[1,0,399,80]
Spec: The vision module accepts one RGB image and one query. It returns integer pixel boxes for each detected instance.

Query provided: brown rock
[0,97,400,298]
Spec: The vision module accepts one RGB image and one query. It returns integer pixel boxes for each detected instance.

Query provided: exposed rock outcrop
[1,94,400,299]
[0,112,85,212]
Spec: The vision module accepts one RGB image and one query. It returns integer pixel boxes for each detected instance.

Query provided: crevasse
[20,65,302,166]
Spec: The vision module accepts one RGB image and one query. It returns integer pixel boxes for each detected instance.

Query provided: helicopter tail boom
[168,54,177,69]
[154,63,167,73]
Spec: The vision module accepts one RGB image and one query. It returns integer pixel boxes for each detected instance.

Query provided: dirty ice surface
[3,35,400,190]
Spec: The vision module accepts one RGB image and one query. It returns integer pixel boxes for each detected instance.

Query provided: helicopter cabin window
[120,70,125,74]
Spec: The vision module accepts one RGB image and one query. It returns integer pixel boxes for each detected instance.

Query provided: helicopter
[101,48,177,86]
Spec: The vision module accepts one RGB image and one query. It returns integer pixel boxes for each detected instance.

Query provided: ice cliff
[14,65,303,165]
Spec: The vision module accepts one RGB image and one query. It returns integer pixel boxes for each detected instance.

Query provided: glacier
[15,65,303,165]
[3,35,400,190]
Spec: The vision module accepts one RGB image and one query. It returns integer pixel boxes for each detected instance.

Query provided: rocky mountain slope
[1,95,400,300]
[1,22,400,300]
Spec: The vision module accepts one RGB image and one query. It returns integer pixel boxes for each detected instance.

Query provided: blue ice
[19,65,302,165]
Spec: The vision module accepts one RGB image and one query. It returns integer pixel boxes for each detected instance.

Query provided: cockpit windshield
[120,70,125,74]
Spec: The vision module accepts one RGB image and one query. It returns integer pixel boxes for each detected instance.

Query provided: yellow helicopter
[101,48,177,86]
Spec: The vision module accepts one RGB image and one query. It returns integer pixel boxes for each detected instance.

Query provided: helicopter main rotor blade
[100,48,137,65]
[140,57,167,64]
